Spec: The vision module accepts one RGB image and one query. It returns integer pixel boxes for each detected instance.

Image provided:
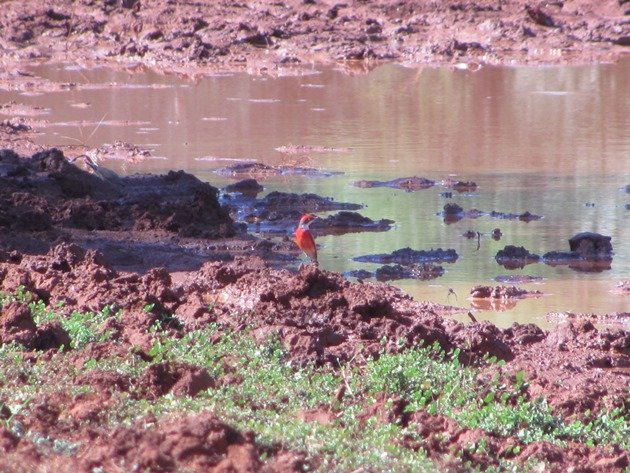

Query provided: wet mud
[347,263,445,282]
[441,203,542,224]
[353,176,478,193]
[470,285,544,312]
[216,162,343,179]
[354,247,459,265]
[496,233,614,272]
[0,0,627,75]
[224,187,391,236]
[0,0,628,470]
[353,176,436,191]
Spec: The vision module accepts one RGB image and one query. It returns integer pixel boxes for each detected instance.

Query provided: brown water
[3,60,630,328]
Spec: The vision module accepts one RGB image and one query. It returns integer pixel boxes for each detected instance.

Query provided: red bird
[294,213,318,266]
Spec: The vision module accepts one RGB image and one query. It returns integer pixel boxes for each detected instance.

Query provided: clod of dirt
[440,205,542,224]
[495,245,541,269]
[469,285,543,312]
[568,232,613,258]
[470,285,543,299]
[374,263,445,281]
[260,191,361,213]
[445,180,478,192]
[215,162,342,178]
[543,240,614,271]
[80,412,278,472]
[230,190,367,236]
[353,176,435,191]
[224,178,264,196]
[0,301,70,351]
[542,251,613,273]
[137,362,215,399]
[452,321,515,361]
[354,247,458,265]
[0,301,38,348]
[526,5,556,28]
[311,211,394,235]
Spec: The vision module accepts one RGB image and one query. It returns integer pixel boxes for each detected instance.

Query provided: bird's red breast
[295,227,318,264]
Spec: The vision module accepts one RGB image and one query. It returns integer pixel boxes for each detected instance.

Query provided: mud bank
[0,0,628,75]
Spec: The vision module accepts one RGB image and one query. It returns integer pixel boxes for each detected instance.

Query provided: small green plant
[0,292,627,470]
[1,288,119,349]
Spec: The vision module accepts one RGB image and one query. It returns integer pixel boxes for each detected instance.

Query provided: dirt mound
[354,247,459,264]
[357,394,629,472]
[0,148,241,272]
[1,410,307,473]
[0,148,234,251]
[502,320,628,416]
[81,412,267,473]
[137,362,215,399]
[0,301,70,350]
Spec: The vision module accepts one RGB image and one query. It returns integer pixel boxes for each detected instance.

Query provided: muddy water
[5,60,630,328]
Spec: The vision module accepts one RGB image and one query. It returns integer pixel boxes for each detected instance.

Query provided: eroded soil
[0,244,628,471]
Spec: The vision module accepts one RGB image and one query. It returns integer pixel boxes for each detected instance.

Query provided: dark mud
[495,274,544,284]
[470,285,543,300]
[496,245,542,269]
[216,162,343,179]
[470,285,544,312]
[441,203,542,224]
[354,247,459,265]
[311,211,394,235]
[347,263,445,282]
[496,233,614,272]
[225,188,391,236]
[353,176,435,191]
[353,176,479,193]
[0,147,312,271]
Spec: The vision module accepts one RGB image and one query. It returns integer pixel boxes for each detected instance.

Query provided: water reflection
[2,59,629,327]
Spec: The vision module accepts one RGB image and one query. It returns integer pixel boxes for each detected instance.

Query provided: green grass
[1,288,628,471]
[364,343,629,449]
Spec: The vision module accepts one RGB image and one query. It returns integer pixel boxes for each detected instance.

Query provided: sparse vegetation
[0,289,627,471]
